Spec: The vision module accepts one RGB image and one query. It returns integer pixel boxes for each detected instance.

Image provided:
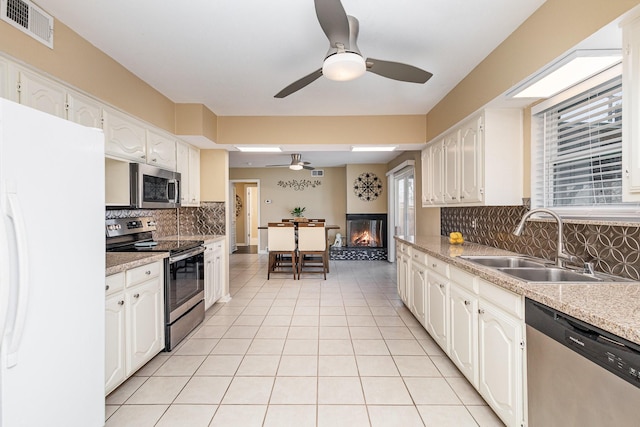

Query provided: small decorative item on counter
[449,231,464,245]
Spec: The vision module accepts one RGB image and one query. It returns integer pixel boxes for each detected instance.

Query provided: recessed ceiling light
[236,146,282,152]
[351,146,397,152]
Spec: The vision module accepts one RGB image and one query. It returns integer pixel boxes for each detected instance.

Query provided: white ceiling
[31,0,572,168]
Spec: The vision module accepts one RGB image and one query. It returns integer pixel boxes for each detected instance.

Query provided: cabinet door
[188,146,201,206]
[431,142,445,204]
[125,277,163,374]
[478,301,523,427]
[426,270,449,352]
[67,91,103,128]
[17,68,66,118]
[449,283,478,387]
[103,108,147,162]
[146,129,177,171]
[0,57,8,100]
[421,146,433,206]
[176,141,190,205]
[396,251,410,306]
[460,116,483,203]
[410,261,427,325]
[213,244,225,302]
[204,249,216,310]
[105,293,126,395]
[623,19,640,200]
[443,130,460,203]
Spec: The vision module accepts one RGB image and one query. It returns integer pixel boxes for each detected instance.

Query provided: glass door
[394,167,415,237]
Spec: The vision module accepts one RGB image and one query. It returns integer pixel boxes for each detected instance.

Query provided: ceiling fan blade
[302,165,315,170]
[265,164,289,167]
[314,0,350,49]
[274,68,323,98]
[365,58,433,84]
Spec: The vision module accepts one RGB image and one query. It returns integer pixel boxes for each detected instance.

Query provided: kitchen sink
[496,267,602,283]
[460,255,548,268]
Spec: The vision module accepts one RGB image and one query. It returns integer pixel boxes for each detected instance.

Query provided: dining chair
[267,222,297,279]
[307,218,325,223]
[296,222,327,280]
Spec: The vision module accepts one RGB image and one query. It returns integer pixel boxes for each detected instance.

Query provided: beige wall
[346,164,388,213]
[230,167,347,250]
[218,115,426,145]
[200,150,228,202]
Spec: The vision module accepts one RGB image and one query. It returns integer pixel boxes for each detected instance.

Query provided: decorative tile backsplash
[441,206,640,280]
[105,201,226,238]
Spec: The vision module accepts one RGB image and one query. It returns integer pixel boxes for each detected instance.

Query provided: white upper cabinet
[67,90,103,128]
[15,67,66,118]
[421,108,522,207]
[0,57,8,100]
[103,108,147,162]
[146,129,177,171]
[177,141,201,206]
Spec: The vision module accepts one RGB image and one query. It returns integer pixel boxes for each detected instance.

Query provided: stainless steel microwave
[106,159,181,209]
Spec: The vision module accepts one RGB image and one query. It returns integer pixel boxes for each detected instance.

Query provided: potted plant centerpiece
[290,206,308,222]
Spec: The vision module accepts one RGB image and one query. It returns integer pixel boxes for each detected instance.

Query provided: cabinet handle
[439,283,444,289]
[478,309,485,314]
[133,293,140,299]
[464,300,470,306]
[451,196,457,200]
[105,285,110,291]
[140,155,146,159]
[432,263,437,268]
[145,270,151,275]
[151,158,157,163]
[460,196,465,199]
[118,300,124,306]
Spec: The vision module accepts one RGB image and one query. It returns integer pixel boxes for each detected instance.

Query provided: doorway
[387,161,416,261]
[229,179,260,252]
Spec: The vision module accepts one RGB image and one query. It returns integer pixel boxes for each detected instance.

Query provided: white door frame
[386,160,415,262]
[229,179,261,252]
[246,186,258,245]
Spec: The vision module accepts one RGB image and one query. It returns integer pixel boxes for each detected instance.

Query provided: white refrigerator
[0,99,105,426]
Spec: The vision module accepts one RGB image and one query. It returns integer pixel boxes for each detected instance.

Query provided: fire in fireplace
[346,214,387,248]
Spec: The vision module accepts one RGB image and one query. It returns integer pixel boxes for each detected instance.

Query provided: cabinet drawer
[126,261,161,287]
[450,266,478,294]
[411,249,427,266]
[478,279,523,319]
[427,255,450,277]
[106,272,125,296]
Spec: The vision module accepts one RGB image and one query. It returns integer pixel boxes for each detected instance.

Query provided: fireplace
[346,214,387,248]
[331,213,388,261]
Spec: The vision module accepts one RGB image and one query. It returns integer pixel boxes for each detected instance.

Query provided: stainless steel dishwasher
[526,298,640,427]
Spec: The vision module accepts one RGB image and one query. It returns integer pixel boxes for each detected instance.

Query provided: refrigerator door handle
[0,201,10,346]
[5,191,29,368]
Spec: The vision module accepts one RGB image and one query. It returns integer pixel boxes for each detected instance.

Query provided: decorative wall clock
[354,172,383,201]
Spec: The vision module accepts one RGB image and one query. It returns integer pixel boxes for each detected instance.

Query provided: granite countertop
[105,235,225,276]
[396,235,640,346]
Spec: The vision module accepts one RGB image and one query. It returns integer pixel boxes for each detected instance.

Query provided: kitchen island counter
[396,235,640,345]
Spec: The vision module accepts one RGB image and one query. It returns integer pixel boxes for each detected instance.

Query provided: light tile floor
[105,254,505,427]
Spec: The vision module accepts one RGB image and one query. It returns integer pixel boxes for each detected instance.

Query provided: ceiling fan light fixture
[289,164,304,171]
[322,52,366,81]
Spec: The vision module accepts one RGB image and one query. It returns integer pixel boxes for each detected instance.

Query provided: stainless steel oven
[165,246,205,351]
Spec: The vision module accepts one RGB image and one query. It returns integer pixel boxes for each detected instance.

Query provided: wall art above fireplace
[353,172,383,201]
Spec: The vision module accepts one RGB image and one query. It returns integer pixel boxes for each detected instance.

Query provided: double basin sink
[460,255,630,283]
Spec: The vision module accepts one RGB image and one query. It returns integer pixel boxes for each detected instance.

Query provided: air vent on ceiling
[1,0,53,48]
[311,169,324,177]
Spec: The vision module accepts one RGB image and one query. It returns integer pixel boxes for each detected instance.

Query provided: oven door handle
[169,246,205,263]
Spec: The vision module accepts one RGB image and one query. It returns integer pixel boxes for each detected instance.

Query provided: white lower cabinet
[478,300,524,427]
[409,258,427,326]
[105,261,164,395]
[204,239,226,310]
[396,241,525,427]
[449,282,479,388]
[396,244,411,306]
[426,270,449,352]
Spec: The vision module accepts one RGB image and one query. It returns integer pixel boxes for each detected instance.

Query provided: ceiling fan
[266,153,315,170]
[275,0,433,98]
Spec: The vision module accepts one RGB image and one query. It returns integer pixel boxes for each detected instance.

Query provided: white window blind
[533,74,630,212]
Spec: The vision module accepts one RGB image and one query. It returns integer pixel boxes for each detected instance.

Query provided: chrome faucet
[513,208,578,268]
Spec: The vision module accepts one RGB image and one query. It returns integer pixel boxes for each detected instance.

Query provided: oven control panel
[105,216,157,237]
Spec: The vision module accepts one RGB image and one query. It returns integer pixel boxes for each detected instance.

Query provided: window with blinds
[532,71,640,214]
